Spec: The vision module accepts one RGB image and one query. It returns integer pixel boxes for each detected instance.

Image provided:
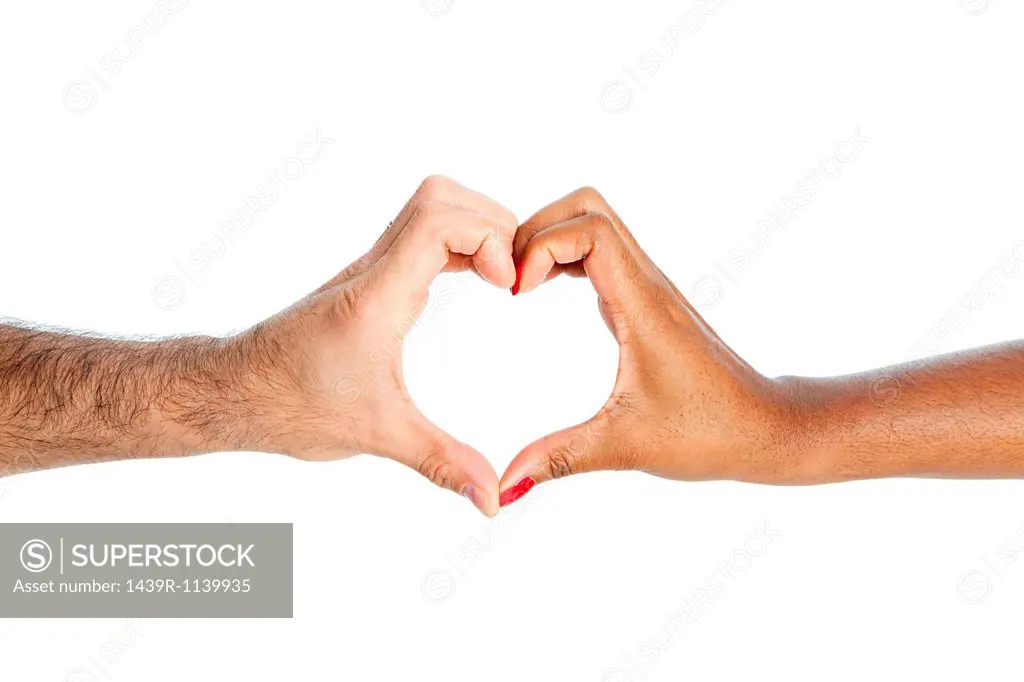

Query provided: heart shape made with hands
[267,176,795,518]
[384,179,631,514]
[310,177,664,518]
[403,264,615,509]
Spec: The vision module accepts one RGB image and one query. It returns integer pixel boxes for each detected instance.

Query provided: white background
[2,0,1024,679]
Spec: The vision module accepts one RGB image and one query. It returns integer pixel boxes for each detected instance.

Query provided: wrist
[726,375,838,485]
[763,375,878,485]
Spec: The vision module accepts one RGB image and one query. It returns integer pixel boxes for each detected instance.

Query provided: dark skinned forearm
[780,341,1024,483]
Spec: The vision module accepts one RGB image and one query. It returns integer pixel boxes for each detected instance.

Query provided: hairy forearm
[0,324,264,475]
[779,341,1024,483]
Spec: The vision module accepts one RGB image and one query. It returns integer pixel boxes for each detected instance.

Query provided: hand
[231,176,517,515]
[499,187,798,504]
[7,180,1021,499]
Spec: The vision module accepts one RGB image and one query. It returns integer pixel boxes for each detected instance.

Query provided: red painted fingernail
[499,477,536,507]
[511,260,524,296]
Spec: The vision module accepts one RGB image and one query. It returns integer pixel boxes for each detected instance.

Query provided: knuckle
[574,186,604,201]
[545,447,578,480]
[417,448,456,491]
[417,174,455,201]
[573,186,608,209]
[330,280,370,323]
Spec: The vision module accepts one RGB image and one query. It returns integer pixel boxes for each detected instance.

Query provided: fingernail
[511,260,524,296]
[461,484,491,516]
[499,477,536,507]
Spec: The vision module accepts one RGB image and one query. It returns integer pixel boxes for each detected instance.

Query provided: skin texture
[0,176,517,516]
[498,187,1024,499]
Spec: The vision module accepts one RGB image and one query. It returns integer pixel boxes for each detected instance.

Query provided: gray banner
[0,523,292,618]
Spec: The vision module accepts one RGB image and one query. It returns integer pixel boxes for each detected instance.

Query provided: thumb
[382,407,500,517]
[499,414,622,507]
